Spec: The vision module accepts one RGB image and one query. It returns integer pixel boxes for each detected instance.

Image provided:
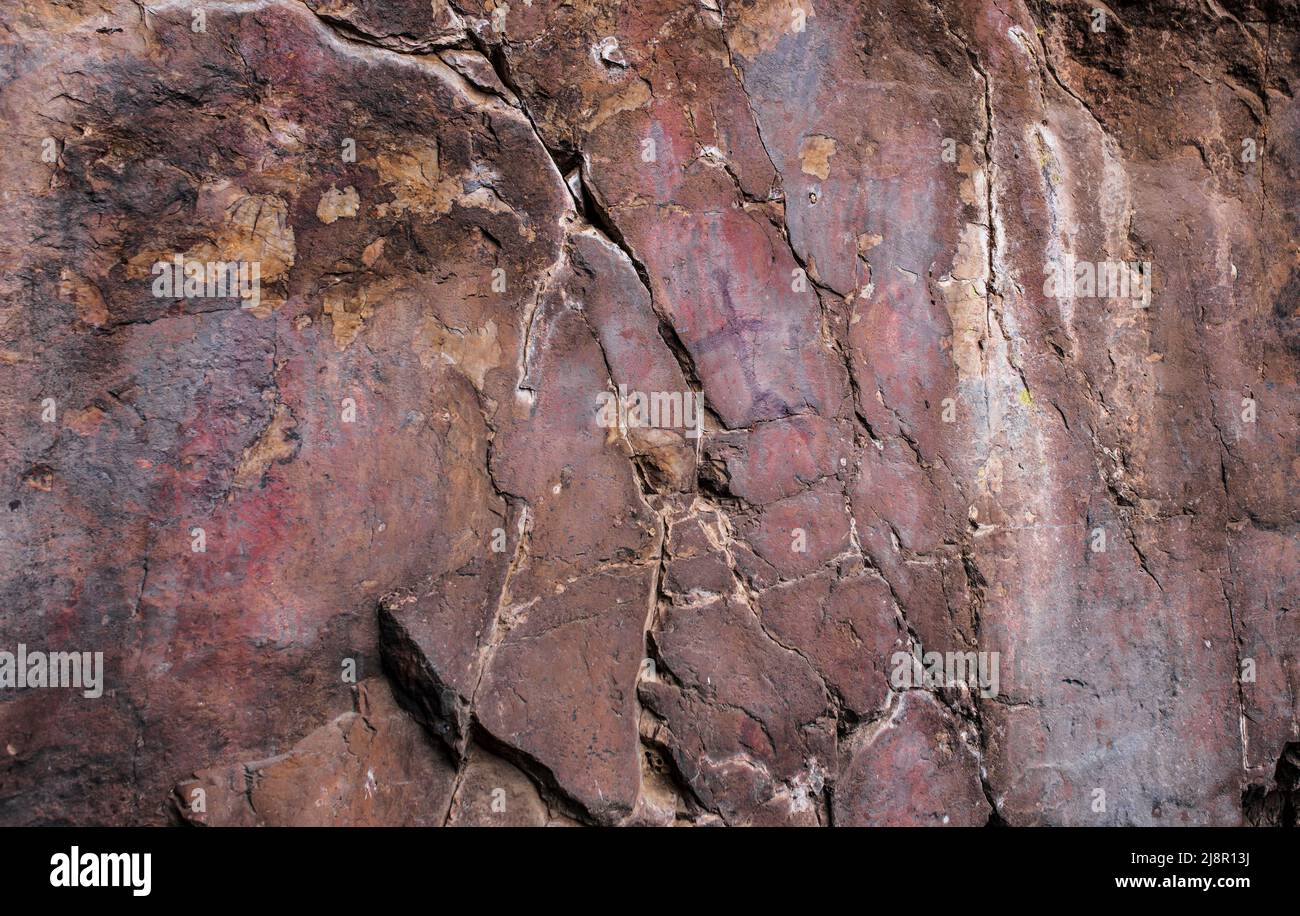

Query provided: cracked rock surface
[0,0,1296,825]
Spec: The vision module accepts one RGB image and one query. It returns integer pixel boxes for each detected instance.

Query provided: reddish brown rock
[171,680,456,827]
[641,586,836,824]
[1,0,1296,827]
[834,691,990,826]
[759,569,903,718]
[444,744,560,827]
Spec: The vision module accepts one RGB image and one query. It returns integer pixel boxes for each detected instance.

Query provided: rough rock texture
[0,0,1296,826]
[171,679,458,826]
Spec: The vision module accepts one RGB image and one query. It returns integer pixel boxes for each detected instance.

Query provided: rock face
[0,0,1295,826]
[172,679,459,827]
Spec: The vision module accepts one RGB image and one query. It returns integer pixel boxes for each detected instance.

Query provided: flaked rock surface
[0,0,1296,826]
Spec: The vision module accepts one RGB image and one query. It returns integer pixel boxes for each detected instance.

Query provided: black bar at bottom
[0,826,1286,903]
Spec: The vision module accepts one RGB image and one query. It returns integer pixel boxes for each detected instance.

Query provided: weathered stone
[835,691,990,826]
[172,680,456,827]
[444,744,553,827]
[759,569,902,718]
[1,0,1296,828]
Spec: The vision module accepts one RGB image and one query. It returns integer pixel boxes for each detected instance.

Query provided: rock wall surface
[0,0,1296,826]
